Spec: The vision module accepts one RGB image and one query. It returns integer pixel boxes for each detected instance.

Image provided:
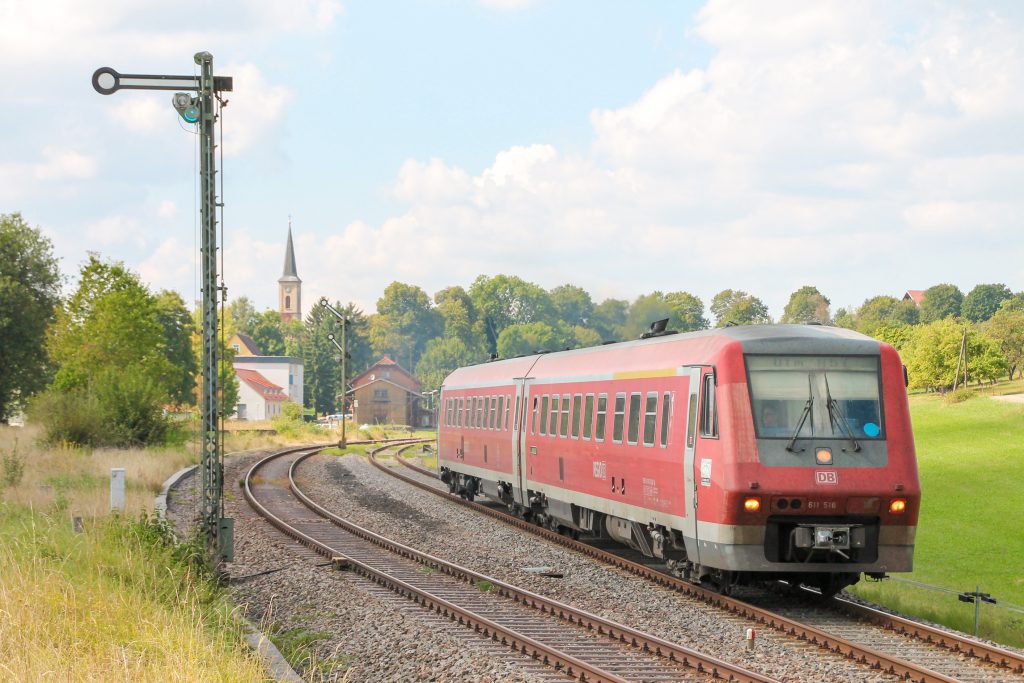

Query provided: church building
[279,222,302,322]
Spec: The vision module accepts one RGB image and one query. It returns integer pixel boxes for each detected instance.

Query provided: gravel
[168,451,556,682]
[294,454,902,682]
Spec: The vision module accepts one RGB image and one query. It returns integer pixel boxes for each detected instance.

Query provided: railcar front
[695,326,921,595]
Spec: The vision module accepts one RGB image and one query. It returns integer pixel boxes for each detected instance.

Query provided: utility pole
[92,53,234,562]
[322,298,350,446]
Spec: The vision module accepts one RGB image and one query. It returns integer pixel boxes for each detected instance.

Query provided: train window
[514,395,521,431]
[559,394,570,437]
[643,392,658,446]
[497,396,504,430]
[457,398,463,427]
[595,394,608,442]
[505,395,511,430]
[548,395,559,437]
[582,394,594,440]
[660,393,671,447]
[540,395,550,435]
[477,397,484,429]
[447,399,452,427]
[700,374,718,438]
[613,393,626,443]
[491,395,498,429]
[627,392,642,445]
[571,394,582,438]
[747,355,884,440]
[532,396,540,434]
[462,398,469,427]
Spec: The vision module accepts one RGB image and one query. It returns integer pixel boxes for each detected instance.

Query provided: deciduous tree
[780,286,831,324]
[469,274,554,354]
[710,289,771,327]
[0,213,62,421]
[664,291,709,331]
[983,309,1024,380]
[919,284,963,323]
[850,295,918,337]
[962,283,1012,323]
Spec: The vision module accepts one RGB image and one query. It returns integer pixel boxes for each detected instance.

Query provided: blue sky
[2,1,1022,320]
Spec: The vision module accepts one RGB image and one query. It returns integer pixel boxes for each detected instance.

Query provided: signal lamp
[889,499,907,514]
[815,448,833,465]
[743,497,761,513]
[171,92,201,123]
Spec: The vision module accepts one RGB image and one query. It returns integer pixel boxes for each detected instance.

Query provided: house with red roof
[349,356,432,427]
[235,368,287,420]
[902,290,925,307]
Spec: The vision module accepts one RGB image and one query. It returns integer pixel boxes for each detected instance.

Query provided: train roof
[442,324,883,389]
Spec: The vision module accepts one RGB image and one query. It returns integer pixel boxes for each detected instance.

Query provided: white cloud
[157,200,178,219]
[138,237,197,297]
[290,2,1024,316]
[219,63,292,155]
[85,215,144,247]
[34,146,97,181]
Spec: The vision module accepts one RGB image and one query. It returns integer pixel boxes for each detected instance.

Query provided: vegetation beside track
[849,389,1024,647]
[0,425,268,680]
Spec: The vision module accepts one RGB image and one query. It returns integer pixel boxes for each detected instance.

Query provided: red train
[437,324,920,595]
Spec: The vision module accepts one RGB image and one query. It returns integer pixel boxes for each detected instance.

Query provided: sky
[2,0,1023,320]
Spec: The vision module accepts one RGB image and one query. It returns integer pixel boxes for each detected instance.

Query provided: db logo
[815,471,839,485]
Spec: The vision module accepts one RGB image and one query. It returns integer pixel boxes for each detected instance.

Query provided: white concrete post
[110,468,126,512]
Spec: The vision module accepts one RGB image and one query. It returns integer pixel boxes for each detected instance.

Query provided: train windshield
[747,355,883,440]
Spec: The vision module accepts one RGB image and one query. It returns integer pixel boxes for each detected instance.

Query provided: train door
[512,377,533,506]
[682,366,702,565]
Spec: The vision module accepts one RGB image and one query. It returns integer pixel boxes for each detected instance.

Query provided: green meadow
[850,390,1024,647]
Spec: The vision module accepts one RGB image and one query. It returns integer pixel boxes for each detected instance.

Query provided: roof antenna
[640,318,677,339]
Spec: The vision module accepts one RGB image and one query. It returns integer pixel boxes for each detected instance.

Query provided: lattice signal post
[92,53,234,562]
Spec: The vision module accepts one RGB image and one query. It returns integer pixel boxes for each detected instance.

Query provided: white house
[235,368,286,421]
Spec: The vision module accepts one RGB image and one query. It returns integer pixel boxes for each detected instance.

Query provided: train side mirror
[903,365,909,388]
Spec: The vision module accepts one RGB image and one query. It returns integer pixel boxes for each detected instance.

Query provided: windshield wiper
[824,374,861,452]
[785,376,813,453]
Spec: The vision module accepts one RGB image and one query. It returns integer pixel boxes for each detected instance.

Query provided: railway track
[372,444,1024,683]
[243,443,773,683]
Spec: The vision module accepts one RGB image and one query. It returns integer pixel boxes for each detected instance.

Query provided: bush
[943,388,976,405]
[29,369,170,448]
[2,439,25,487]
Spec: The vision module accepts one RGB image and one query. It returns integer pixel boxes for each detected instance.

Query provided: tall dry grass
[0,425,196,517]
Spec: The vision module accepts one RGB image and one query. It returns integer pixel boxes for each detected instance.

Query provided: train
[436,323,920,596]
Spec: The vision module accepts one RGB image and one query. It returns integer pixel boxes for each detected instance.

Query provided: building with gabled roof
[227,333,262,357]
[902,290,925,307]
[349,356,432,427]
[235,368,286,420]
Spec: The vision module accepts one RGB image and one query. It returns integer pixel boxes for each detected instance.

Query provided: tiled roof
[903,290,925,306]
[236,368,286,401]
[234,333,263,355]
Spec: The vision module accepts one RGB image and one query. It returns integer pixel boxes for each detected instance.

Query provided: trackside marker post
[110,468,125,512]
[745,628,756,649]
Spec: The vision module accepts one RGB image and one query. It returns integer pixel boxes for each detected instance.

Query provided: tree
[434,286,483,351]
[962,283,1012,323]
[468,274,554,354]
[902,320,1006,391]
[154,289,198,406]
[370,281,442,369]
[664,291,709,332]
[780,286,831,324]
[249,309,286,356]
[303,302,342,416]
[997,292,1024,313]
[43,255,188,446]
[227,296,258,336]
[0,213,62,421]
[710,289,771,327]
[496,321,573,358]
[983,309,1024,379]
[416,337,477,394]
[590,298,628,341]
[851,295,918,337]
[549,284,594,327]
[49,255,174,394]
[919,284,963,323]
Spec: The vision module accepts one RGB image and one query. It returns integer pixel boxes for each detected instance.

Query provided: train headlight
[889,498,907,514]
[815,448,833,465]
[743,497,761,512]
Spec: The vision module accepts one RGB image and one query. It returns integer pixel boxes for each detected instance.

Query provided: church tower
[278,220,302,322]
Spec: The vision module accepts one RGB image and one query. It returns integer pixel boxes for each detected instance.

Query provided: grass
[0,422,274,680]
[849,390,1024,646]
[269,621,348,681]
[0,505,268,680]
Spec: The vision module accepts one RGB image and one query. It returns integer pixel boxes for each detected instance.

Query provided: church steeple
[278,217,302,322]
